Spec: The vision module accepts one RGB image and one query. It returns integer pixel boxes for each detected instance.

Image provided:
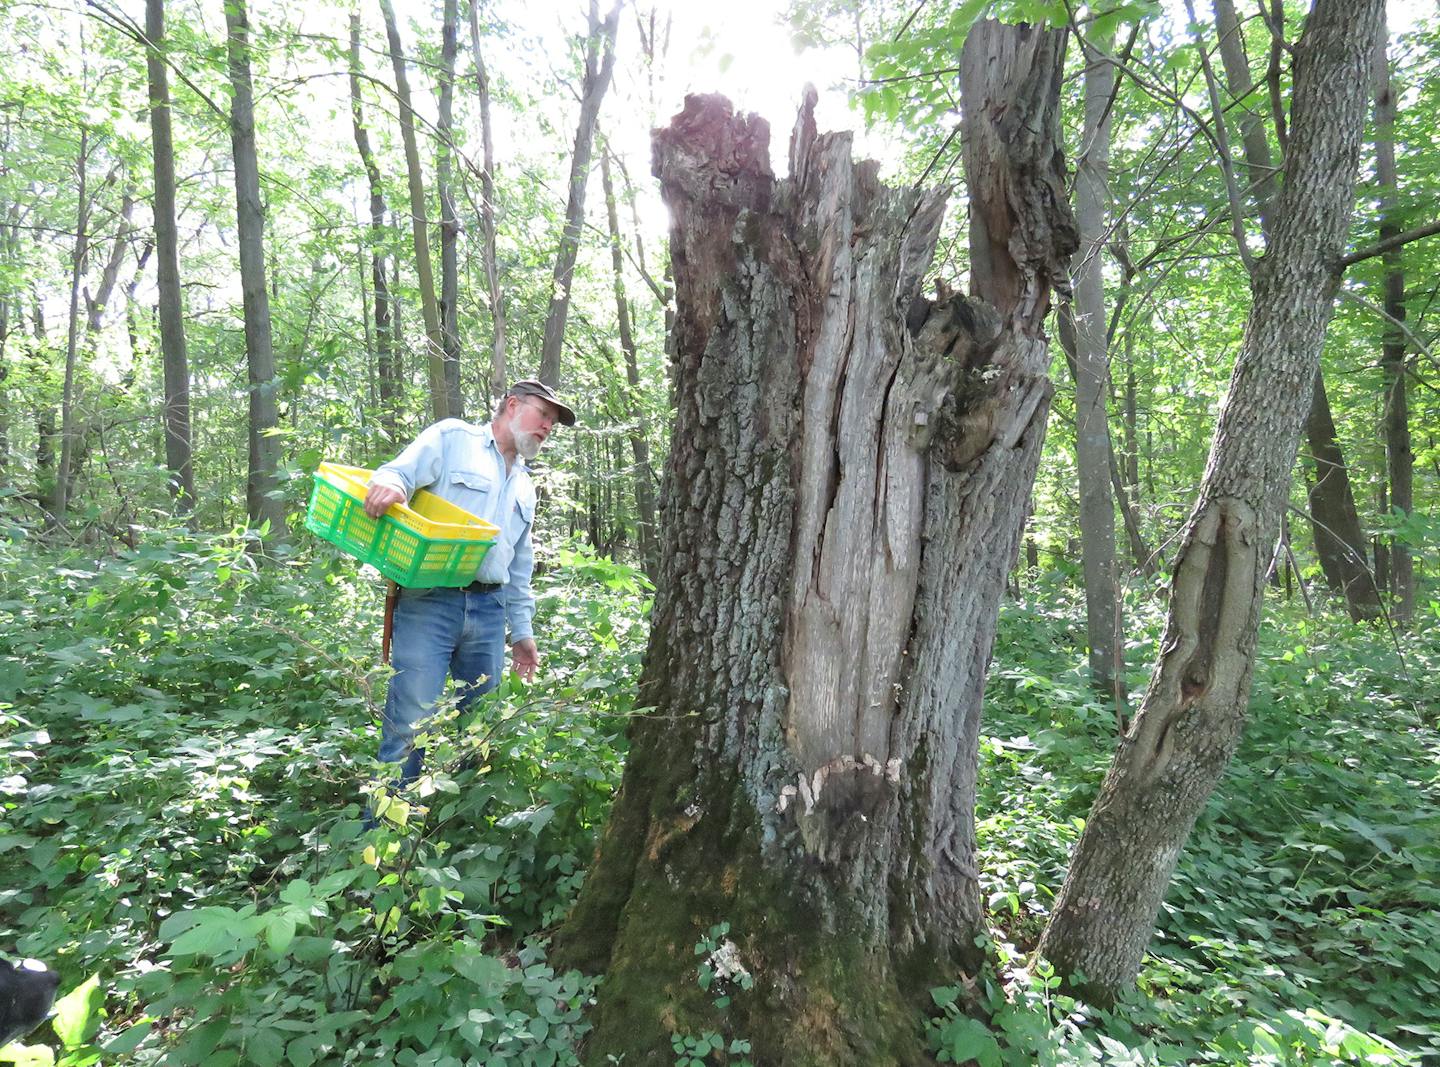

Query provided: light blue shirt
[368,419,537,642]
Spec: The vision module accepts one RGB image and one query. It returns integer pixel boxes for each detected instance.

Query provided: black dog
[0,957,60,1047]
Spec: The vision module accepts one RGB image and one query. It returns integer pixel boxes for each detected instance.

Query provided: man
[363,379,576,783]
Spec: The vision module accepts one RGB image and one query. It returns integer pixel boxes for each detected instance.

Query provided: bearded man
[363,379,576,783]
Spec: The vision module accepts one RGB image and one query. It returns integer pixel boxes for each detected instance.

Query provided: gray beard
[513,428,543,462]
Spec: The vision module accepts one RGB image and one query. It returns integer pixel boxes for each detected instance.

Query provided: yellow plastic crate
[305,462,499,588]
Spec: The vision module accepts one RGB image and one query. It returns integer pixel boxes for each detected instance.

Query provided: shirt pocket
[449,468,495,520]
[516,496,535,528]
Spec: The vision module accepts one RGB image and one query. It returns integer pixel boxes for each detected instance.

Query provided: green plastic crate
[305,462,498,588]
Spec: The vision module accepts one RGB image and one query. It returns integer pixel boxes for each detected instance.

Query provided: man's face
[511,396,561,461]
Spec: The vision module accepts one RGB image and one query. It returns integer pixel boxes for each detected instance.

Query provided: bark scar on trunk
[1132,496,1258,784]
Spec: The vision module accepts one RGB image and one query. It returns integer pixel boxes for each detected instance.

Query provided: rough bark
[1071,24,1120,685]
[1036,0,1384,1001]
[148,0,195,512]
[536,0,620,388]
[1372,16,1412,624]
[348,14,397,440]
[225,0,286,539]
[600,149,657,576]
[436,0,463,417]
[555,22,1075,1065]
[467,0,506,401]
[378,0,448,421]
[1212,0,1379,620]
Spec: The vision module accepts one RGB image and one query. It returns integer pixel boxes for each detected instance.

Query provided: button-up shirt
[368,419,537,642]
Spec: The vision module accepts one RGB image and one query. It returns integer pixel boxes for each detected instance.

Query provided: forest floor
[1,528,1435,1065]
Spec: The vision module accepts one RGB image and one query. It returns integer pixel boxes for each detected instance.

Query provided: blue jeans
[379,585,506,782]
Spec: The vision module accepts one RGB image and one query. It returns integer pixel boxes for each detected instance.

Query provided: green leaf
[51,974,102,1049]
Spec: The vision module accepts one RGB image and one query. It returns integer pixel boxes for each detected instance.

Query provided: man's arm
[363,421,451,517]
[507,502,538,682]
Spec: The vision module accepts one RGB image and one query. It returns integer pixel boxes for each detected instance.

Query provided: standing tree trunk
[349,13,397,440]
[378,0,449,422]
[468,0,506,401]
[1372,15,1412,624]
[555,22,1076,1063]
[1071,22,1120,686]
[147,0,195,513]
[1212,0,1380,621]
[536,0,620,388]
[1036,0,1384,1002]
[599,148,657,576]
[1304,373,1382,616]
[435,0,463,418]
[54,124,91,523]
[225,0,285,539]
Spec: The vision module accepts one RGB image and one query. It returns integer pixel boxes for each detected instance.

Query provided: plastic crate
[305,462,499,588]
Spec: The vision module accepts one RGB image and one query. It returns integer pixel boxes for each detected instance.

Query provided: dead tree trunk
[1036,0,1384,1002]
[555,22,1076,1065]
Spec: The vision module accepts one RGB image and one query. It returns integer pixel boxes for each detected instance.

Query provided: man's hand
[512,638,539,683]
[364,483,406,519]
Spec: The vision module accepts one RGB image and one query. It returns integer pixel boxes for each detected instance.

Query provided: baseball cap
[508,378,576,427]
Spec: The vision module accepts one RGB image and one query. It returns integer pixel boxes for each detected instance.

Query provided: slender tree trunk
[1372,16,1412,624]
[556,23,1076,1062]
[147,0,195,514]
[1213,0,1379,620]
[1072,24,1119,685]
[468,0,506,401]
[536,0,621,388]
[349,14,397,441]
[225,0,286,539]
[1037,0,1384,1002]
[378,0,448,421]
[1304,372,1382,616]
[54,125,91,523]
[600,149,657,576]
[436,0,463,418]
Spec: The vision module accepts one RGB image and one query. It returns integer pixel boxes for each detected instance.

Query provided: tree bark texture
[537,0,620,388]
[1212,0,1379,621]
[225,0,286,538]
[1071,25,1120,685]
[348,15,397,441]
[468,0,507,402]
[1036,0,1384,1001]
[556,23,1075,1065]
[148,0,195,512]
[1372,16,1413,624]
[378,0,448,422]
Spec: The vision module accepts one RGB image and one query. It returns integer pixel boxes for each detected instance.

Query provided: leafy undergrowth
[3,526,1436,1066]
[964,574,1439,1066]
[0,526,645,1066]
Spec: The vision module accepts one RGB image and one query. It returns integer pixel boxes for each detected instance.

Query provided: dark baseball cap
[508,378,576,426]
